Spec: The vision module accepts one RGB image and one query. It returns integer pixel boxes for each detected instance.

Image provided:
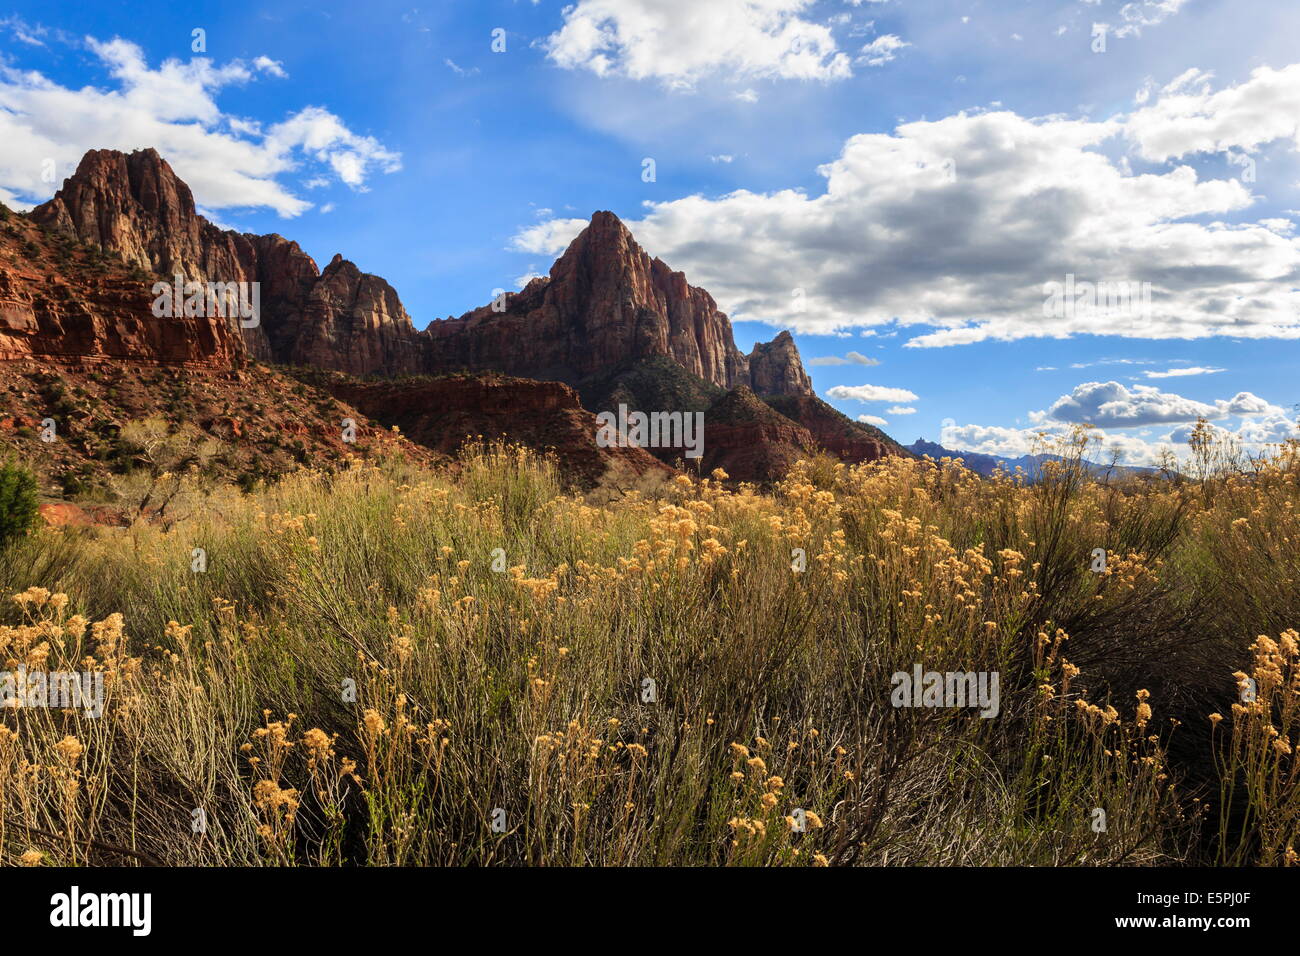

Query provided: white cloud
[857,34,909,67]
[1115,0,1191,38]
[252,56,287,79]
[709,154,734,163]
[826,384,919,403]
[1127,64,1300,162]
[807,350,879,366]
[1166,413,1297,451]
[886,405,916,415]
[1143,366,1224,378]
[1038,380,1285,428]
[510,217,591,255]
[0,36,399,214]
[939,420,1175,466]
[543,0,853,88]
[858,414,889,426]
[262,106,401,191]
[514,268,545,288]
[1,16,48,47]
[518,64,1300,346]
[444,58,480,77]
[940,422,1064,458]
[1070,358,1157,369]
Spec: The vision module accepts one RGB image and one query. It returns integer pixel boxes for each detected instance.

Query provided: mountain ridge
[31,148,816,398]
[906,438,1162,480]
[5,146,911,491]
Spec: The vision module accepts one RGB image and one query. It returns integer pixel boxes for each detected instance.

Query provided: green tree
[0,460,39,547]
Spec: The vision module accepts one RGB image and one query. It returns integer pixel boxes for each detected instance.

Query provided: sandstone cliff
[30,148,419,373]
[0,204,242,367]
[325,373,676,489]
[31,149,815,396]
[423,211,755,388]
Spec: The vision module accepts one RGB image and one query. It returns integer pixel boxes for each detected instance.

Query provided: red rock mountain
[328,374,675,489]
[0,204,672,495]
[0,203,241,367]
[32,148,812,396]
[30,148,420,374]
[18,146,904,486]
[422,211,782,391]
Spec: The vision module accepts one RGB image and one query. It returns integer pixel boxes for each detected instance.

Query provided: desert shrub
[0,435,1297,866]
[0,461,38,549]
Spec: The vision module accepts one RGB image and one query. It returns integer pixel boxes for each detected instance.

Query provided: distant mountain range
[905,439,1163,480]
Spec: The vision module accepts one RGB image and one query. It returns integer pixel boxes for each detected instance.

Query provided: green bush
[0,461,39,548]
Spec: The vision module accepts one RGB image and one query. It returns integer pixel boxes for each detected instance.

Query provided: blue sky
[3,0,1300,463]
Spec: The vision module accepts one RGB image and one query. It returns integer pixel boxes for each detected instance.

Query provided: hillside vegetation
[0,430,1297,866]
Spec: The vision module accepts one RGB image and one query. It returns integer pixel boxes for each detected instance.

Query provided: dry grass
[1,433,1298,866]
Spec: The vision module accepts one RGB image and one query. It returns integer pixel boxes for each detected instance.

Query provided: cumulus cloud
[514,268,545,289]
[858,414,889,426]
[1126,63,1300,161]
[807,350,879,366]
[940,419,1175,466]
[1167,413,1296,456]
[252,56,287,79]
[939,373,1297,467]
[886,405,916,415]
[510,217,591,255]
[826,384,919,403]
[1037,380,1283,428]
[261,106,401,191]
[0,36,399,214]
[543,0,853,88]
[517,64,1300,347]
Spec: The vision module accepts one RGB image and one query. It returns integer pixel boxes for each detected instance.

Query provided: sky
[2,0,1300,465]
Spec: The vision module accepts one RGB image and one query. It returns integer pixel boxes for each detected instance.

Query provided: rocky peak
[28,149,426,372]
[424,210,812,396]
[30,150,819,400]
[748,330,812,397]
[33,148,206,276]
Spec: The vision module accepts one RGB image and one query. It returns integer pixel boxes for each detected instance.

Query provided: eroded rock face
[748,331,812,398]
[0,211,243,367]
[31,148,420,373]
[763,394,898,464]
[424,212,753,389]
[424,215,814,398]
[327,374,676,488]
[31,151,817,396]
[287,256,424,376]
[697,386,817,483]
